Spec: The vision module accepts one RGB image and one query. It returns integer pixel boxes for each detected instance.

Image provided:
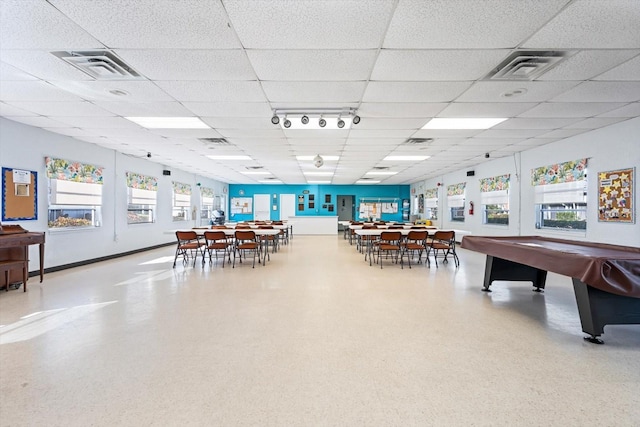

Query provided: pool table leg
[572,278,640,344]
[482,255,548,292]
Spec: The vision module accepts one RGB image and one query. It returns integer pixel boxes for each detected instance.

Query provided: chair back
[235,230,257,241]
[176,230,198,241]
[388,225,403,229]
[407,230,428,241]
[258,225,274,229]
[204,230,227,242]
[433,230,454,242]
[362,224,377,229]
[211,225,228,229]
[236,224,251,229]
[380,231,402,242]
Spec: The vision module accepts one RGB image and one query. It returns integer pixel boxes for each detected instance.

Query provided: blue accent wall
[228,184,410,222]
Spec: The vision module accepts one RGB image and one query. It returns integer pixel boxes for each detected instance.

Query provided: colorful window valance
[531,158,587,186]
[172,181,191,195]
[126,172,158,191]
[480,174,510,192]
[200,187,214,198]
[447,182,466,196]
[45,157,103,184]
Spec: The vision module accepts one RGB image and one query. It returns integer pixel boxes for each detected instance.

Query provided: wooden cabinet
[0,225,45,291]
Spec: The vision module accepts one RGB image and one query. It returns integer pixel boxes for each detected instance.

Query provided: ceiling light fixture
[296,155,339,161]
[271,114,280,125]
[337,116,345,129]
[319,116,326,128]
[365,171,398,176]
[271,108,359,130]
[307,180,331,184]
[283,116,291,128]
[313,154,324,168]
[352,115,361,125]
[303,171,333,176]
[301,115,309,125]
[356,180,380,184]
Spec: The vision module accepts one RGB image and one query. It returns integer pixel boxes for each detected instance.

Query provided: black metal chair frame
[173,231,205,268]
[203,230,232,268]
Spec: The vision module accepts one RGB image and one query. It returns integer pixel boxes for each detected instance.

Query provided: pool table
[461,235,640,344]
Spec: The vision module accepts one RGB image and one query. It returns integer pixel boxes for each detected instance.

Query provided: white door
[280,194,296,220]
[254,194,271,220]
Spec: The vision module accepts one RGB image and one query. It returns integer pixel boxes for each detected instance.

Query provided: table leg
[482,255,547,292]
[39,242,45,282]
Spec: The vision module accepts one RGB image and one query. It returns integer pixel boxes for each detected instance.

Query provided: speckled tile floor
[1,235,639,426]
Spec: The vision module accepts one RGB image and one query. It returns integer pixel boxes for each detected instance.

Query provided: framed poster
[2,167,38,221]
[325,194,331,203]
[598,167,634,223]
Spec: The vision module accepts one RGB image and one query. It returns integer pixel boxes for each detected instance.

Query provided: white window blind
[447,194,465,208]
[129,188,157,206]
[50,179,102,205]
[534,180,587,204]
[481,189,509,205]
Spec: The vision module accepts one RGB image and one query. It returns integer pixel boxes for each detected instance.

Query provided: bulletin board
[598,167,634,223]
[230,197,253,214]
[2,167,38,221]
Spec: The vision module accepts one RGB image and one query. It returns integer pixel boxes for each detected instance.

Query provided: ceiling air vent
[245,166,263,170]
[404,138,433,145]
[51,50,142,80]
[373,166,389,170]
[485,50,571,81]
[199,138,229,146]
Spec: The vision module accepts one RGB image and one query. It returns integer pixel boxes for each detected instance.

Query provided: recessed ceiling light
[365,171,398,176]
[356,180,380,184]
[307,180,331,184]
[259,179,282,183]
[242,171,270,175]
[303,171,334,176]
[125,117,210,129]
[421,118,507,130]
[296,155,340,161]
[207,155,252,160]
[383,155,430,161]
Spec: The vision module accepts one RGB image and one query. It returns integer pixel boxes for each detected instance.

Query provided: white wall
[411,117,640,247]
[0,118,228,270]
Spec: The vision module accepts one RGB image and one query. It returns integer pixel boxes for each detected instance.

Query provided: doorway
[337,195,354,231]
[280,194,296,220]
[253,194,271,220]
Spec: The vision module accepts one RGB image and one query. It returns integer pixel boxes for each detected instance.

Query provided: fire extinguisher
[469,201,474,215]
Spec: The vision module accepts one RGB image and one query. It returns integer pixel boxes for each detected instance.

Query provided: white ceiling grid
[0,0,639,184]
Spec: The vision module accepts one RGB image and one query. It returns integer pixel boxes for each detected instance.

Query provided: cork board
[2,167,38,221]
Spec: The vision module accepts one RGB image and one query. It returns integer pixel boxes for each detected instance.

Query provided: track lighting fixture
[301,115,309,125]
[318,117,326,128]
[271,115,280,125]
[271,108,358,130]
[337,117,345,128]
[283,117,291,128]
[352,115,361,125]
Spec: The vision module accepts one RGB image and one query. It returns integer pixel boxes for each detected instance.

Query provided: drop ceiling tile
[262,81,366,103]
[594,54,640,81]
[50,0,240,49]
[6,116,68,128]
[94,101,193,117]
[358,103,447,118]
[597,103,640,118]
[7,101,115,116]
[363,82,471,103]
[53,116,142,129]
[523,0,640,49]
[372,50,509,81]
[384,0,567,48]
[155,81,266,102]
[224,0,395,49]
[285,129,350,139]
[1,50,93,81]
[43,127,97,137]
[563,117,628,129]
[202,117,279,130]
[183,102,272,117]
[411,129,484,138]
[247,50,377,81]
[0,102,38,116]
[538,50,640,81]
[114,49,256,80]
[537,129,589,139]
[147,129,224,139]
[518,102,627,118]
[456,81,579,103]
[90,128,157,138]
[551,82,640,102]
[0,81,83,101]
[0,0,103,49]
[493,117,579,129]
[51,80,176,102]
[0,61,38,80]
[217,129,286,139]
[351,118,428,130]
[348,129,415,139]
[476,129,548,138]
[437,102,537,118]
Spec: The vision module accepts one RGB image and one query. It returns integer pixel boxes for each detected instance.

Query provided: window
[425,188,438,220]
[532,158,588,231]
[481,174,510,226]
[126,172,157,224]
[172,181,192,221]
[45,157,103,229]
[200,186,214,220]
[447,182,466,222]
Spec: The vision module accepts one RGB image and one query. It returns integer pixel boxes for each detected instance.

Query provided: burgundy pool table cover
[461,236,640,298]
